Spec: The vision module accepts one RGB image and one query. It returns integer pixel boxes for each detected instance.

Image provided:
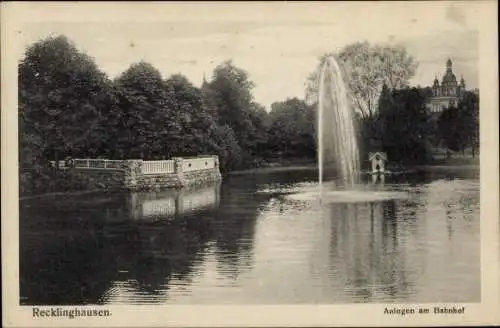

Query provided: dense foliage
[375,86,435,164]
[437,91,480,157]
[266,98,316,159]
[19,35,115,167]
[19,35,479,196]
[305,42,419,118]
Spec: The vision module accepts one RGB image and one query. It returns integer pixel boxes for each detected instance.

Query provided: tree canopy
[377,87,434,164]
[305,42,418,118]
[19,35,115,167]
[437,91,479,156]
[202,60,267,160]
[18,36,272,196]
[267,98,316,158]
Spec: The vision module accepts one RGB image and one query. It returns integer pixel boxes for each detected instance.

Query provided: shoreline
[19,188,109,201]
[229,161,479,175]
[413,164,479,170]
[20,162,479,200]
[228,164,316,175]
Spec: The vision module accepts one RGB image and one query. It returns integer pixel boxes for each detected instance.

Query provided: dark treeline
[19,35,479,196]
[357,85,479,165]
[19,36,261,173]
[19,35,312,195]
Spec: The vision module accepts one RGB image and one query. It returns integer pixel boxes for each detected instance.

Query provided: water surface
[20,167,480,305]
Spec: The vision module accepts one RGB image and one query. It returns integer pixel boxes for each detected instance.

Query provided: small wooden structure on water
[368,152,387,175]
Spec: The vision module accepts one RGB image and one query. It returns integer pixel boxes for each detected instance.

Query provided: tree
[19,34,115,166]
[162,73,249,170]
[438,105,465,153]
[207,124,243,172]
[267,98,316,158]
[459,91,479,157]
[378,88,433,164]
[113,61,173,159]
[438,91,479,156]
[305,42,418,118]
[203,60,266,159]
[162,74,220,157]
[354,83,391,160]
[248,102,269,158]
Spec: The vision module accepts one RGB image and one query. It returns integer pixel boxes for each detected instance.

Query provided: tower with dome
[426,58,467,113]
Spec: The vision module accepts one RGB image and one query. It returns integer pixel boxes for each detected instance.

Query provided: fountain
[283,55,408,204]
[317,55,360,189]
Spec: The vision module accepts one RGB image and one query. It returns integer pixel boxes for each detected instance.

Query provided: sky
[14,2,480,110]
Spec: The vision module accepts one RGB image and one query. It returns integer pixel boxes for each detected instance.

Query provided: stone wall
[135,173,183,191]
[182,169,222,187]
[70,156,222,191]
[181,156,216,172]
[73,168,127,190]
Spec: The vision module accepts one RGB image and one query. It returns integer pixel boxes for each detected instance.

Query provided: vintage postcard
[2,1,499,327]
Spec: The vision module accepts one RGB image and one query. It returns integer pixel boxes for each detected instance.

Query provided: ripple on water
[257,182,410,204]
[285,189,409,204]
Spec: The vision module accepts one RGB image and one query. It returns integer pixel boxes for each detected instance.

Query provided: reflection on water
[20,168,480,305]
[128,185,221,220]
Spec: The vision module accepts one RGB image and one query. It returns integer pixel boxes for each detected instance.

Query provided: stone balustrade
[51,155,222,191]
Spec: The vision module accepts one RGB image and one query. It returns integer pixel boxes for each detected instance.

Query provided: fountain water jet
[279,56,409,205]
[317,55,360,190]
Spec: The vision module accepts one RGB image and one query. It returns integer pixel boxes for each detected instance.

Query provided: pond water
[20,167,480,305]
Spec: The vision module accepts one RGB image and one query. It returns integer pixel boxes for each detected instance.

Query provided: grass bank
[228,157,315,175]
[228,154,480,176]
[417,152,479,170]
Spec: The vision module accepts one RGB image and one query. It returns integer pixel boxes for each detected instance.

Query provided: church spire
[446,58,453,73]
[460,74,465,88]
[201,71,208,88]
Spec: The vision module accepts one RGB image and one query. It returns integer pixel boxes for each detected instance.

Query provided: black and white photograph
[2,1,499,327]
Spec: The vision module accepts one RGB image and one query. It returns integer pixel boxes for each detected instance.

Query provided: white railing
[142,160,175,175]
[74,159,124,169]
[49,156,217,174]
[182,157,215,172]
[49,160,67,168]
[50,159,124,169]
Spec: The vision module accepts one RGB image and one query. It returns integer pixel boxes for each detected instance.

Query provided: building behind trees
[427,58,469,113]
